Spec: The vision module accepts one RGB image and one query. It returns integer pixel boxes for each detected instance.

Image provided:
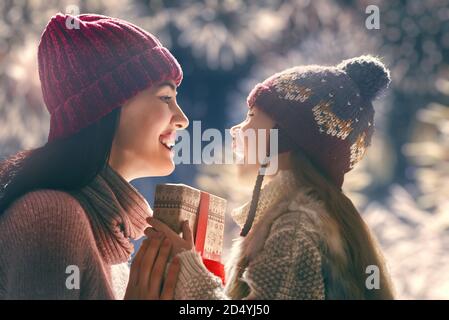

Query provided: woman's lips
[159,131,176,151]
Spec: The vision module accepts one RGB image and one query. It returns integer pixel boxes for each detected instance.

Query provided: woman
[150,55,396,299]
[0,13,189,299]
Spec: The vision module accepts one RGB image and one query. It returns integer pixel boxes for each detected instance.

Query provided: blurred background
[1,0,448,299]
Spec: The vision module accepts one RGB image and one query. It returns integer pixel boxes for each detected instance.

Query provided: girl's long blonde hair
[290,148,394,299]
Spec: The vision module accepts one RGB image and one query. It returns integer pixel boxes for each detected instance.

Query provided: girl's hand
[145,217,194,256]
[124,231,180,300]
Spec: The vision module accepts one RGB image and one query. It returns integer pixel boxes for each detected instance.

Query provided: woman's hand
[124,231,180,300]
[145,217,194,256]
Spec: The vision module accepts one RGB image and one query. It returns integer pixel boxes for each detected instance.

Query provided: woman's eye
[160,96,172,103]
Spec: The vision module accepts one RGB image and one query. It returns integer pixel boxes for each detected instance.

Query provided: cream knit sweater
[174,170,334,300]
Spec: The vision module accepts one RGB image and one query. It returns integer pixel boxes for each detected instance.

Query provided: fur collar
[231,170,297,230]
[225,170,349,299]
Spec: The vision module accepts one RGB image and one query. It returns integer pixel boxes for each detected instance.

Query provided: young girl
[0,13,190,299]
[150,55,395,299]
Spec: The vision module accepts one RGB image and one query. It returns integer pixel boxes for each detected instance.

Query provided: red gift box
[153,184,227,283]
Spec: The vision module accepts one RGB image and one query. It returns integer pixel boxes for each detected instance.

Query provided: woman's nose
[173,103,189,129]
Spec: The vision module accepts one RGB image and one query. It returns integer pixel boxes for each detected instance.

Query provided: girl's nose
[230,124,241,138]
[173,103,189,129]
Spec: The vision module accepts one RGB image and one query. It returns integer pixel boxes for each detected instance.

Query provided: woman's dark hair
[0,108,121,215]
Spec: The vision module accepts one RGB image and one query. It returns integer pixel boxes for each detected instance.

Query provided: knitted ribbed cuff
[176,249,214,284]
[174,250,228,300]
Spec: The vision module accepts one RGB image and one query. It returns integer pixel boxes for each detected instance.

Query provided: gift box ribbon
[196,191,225,284]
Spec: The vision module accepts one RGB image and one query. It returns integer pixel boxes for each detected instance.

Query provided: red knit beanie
[38,13,183,142]
[247,55,391,188]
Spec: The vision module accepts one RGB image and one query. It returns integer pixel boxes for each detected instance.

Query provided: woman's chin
[165,161,175,175]
[158,159,175,176]
[148,155,175,177]
[154,145,176,175]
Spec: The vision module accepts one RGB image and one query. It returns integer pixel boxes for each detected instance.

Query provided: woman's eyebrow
[158,81,176,91]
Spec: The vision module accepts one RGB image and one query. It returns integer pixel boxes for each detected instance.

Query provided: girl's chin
[237,163,259,181]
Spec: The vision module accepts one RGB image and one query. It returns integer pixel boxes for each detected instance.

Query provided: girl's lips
[232,132,245,161]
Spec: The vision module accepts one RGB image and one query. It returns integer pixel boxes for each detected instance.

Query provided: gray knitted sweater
[174,170,358,300]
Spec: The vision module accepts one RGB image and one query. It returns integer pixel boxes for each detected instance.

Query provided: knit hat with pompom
[247,55,391,188]
[240,55,390,236]
[38,13,183,142]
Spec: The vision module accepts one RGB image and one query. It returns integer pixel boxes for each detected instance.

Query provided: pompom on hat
[247,55,391,188]
[38,13,183,142]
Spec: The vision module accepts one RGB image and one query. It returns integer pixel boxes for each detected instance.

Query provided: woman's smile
[159,130,176,152]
